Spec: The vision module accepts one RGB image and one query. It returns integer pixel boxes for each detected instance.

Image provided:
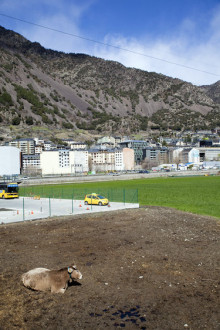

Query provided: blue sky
[0,0,220,86]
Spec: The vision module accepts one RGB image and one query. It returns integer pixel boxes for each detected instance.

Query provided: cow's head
[68,264,82,282]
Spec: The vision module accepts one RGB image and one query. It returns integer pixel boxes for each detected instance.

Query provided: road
[20,169,219,186]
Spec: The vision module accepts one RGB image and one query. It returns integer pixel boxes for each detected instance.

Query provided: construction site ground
[0,206,219,329]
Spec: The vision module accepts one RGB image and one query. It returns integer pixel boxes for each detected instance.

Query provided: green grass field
[20,175,220,219]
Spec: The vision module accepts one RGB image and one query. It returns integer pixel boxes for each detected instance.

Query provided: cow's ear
[68,267,73,273]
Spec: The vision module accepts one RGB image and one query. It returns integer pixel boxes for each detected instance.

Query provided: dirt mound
[0,207,219,329]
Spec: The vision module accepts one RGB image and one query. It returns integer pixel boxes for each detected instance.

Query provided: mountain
[200,81,220,104]
[0,25,219,142]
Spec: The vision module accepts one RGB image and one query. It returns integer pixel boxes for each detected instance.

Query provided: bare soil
[0,207,219,330]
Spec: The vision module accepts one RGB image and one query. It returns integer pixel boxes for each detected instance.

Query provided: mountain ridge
[0,25,219,142]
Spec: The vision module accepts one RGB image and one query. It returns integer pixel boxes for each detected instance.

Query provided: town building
[0,146,21,176]
[40,149,88,175]
[22,154,41,175]
[97,136,116,148]
[8,138,35,155]
[88,148,115,172]
[115,148,134,171]
[198,147,220,162]
[171,148,200,165]
[70,142,87,150]
[118,140,148,164]
[89,147,134,172]
[35,145,44,154]
[43,141,54,151]
[143,147,170,164]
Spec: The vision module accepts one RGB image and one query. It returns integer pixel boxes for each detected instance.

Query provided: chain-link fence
[19,186,138,204]
[1,186,139,223]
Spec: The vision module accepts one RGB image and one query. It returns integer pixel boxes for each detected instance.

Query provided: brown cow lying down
[21,264,82,293]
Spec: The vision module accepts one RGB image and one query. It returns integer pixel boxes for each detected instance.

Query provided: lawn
[20,175,220,218]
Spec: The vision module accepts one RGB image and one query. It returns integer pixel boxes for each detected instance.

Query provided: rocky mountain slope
[0,25,219,141]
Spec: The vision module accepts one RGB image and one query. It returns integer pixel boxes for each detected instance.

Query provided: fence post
[49,197,51,217]
[72,192,74,214]
[123,188,125,206]
[23,197,25,221]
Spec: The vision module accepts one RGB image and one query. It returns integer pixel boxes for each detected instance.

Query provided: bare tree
[88,155,93,172]
[173,156,181,170]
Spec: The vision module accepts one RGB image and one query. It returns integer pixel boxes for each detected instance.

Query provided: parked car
[22,176,29,180]
[138,170,149,173]
[84,193,109,206]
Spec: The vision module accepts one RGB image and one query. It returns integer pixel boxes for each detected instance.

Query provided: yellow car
[84,193,109,206]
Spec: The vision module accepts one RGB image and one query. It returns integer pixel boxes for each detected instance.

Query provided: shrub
[25,116,34,125]
[0,92,13,106]
[62,122,73,129]
[12,116,21,125]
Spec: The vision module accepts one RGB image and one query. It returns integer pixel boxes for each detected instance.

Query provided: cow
[21,264,82,293]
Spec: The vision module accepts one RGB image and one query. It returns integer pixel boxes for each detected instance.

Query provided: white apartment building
[188,148,200,163]
[198,147,220,162]
[40,149,88,175]
[73,150,89,173]
[172,147,200,164]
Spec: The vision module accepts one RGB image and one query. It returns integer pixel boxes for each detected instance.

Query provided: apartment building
[89,148,115,172]
[119,140,148,164]
[89,147,134,172]
[8,138,35,155]
[143,147,170,164]
[35,145,44,154]
[40,149,88,175]
[22,154,41,175]
[198,147,220,162]
[115,148,134,171]
[70,142,87,150]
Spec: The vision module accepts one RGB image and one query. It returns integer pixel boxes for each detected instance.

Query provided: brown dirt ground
[0,206,219,330]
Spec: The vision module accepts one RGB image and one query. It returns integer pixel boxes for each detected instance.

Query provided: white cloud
[89,6,220,86]
[92,24,220,86]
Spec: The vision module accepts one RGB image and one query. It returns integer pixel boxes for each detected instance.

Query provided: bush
[25,116,34,125]
[62,122,73,129]
[0,92,13,106]
[12,116,21,125]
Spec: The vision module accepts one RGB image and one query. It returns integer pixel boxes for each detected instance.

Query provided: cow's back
[22,268,51,291]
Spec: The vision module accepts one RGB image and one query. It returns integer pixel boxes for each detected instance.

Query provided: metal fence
[19,186,139,204]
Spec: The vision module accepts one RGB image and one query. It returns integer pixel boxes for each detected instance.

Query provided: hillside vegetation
[0,25,220,141]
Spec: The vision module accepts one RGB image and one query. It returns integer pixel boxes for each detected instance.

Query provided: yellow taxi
[84,193,109,206]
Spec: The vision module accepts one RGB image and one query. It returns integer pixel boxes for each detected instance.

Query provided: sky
[0,0,220,86]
